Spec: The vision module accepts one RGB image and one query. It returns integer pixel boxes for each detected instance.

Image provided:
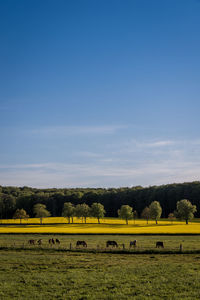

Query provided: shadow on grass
[0,223,178,228]
[0,245,200,255]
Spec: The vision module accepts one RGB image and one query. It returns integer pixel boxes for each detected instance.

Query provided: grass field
[0,248,200,299]
[1,234,200,252]
[1,234,200,299]
[1,217,200,234]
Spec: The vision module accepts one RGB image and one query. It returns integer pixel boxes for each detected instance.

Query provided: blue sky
[0,0,200,188]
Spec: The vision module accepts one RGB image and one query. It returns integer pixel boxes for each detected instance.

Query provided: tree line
[13,199,196,225]
[0,181,200,220]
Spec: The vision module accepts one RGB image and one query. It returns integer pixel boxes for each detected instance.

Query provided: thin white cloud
[76,151,103,158]
[144,140,174,147]
[1,137,200,188]
[127,139,175,149]
[190,139,200,145]
[28,125,126,136]
[0,163,51,170]
[0,159,200,188]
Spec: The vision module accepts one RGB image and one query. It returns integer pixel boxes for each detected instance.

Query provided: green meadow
[1,234,200,251]
[0,249,200,299]
[0,234,200,299]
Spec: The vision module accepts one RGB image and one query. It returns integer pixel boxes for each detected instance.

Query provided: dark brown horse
[106,240,118,248]
[28,239,35,245]
[130,240,137,248]
[55,238,60,245]
[49,238,55,245]
[76,241,87,247]
[156,241,164,248]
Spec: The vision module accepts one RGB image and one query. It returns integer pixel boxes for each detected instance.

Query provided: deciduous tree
[141,207,150,224]
[13,208,29,224]
[33,203,51,224]
[91,203,105,223]
[149,201,162,224]
[75,203,90,223]
[62,202,75,223]
[168,212,175,224]
[118,205,133,225]
[133,210,138,224]
[175,199,196,224]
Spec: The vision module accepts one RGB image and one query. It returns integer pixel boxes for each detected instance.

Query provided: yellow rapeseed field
[0,217,200,234]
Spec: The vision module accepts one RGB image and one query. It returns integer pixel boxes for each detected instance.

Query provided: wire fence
[0,240,198,254]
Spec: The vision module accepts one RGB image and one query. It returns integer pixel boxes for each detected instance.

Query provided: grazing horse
[49,238,55,245]
[55,238,60,245]
[130,240,137,248]
[28,239,35,245]
[37,239,42,245]
[156,241,164,248]
[76,241,87,248]
[106,240,118,248]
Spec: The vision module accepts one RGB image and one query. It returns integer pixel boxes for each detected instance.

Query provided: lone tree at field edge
[33,203,51,225]
[175,199,197,224]
[91,203,105,223]
[118,205,133,225]
[149,201,162,224]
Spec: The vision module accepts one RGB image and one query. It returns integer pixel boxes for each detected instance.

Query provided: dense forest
[0,181,200,219]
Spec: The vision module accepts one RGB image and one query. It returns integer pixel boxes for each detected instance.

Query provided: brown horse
[55,238,60,245]
[76,241,87,248]
[49,238,55,245]
[28,239,35,245]
[156,241,164,248]
[106,240,118,248]
[130,240,137,248]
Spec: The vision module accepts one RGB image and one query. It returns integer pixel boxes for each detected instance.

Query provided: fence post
[180,244,183,252]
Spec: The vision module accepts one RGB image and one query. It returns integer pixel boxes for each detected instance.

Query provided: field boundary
[0,232,200,236]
